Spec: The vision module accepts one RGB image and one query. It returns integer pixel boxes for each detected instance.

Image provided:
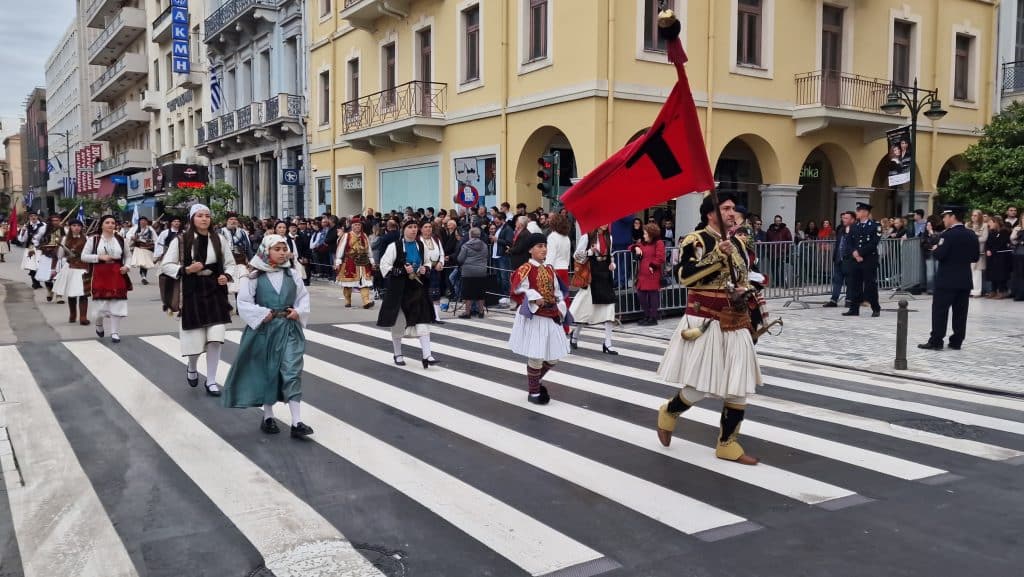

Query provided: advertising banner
[886,125,912,187]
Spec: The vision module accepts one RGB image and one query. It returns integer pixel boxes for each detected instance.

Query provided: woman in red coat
[629,223,666,325]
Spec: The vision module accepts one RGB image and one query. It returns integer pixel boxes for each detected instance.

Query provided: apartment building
[997,0,1024,110]
[198,0,308,218]
[45,22,94,199]
[310,0,996,227]
[22,89,51,214]
[2,134,23,213]
[85,0,153,199]
[145,0,211,206]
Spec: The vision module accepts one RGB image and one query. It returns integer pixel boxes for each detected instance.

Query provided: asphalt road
[0,252,1022,577]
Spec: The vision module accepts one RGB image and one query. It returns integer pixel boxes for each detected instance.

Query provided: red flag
[6,205,16,242]
[560,34,714,233]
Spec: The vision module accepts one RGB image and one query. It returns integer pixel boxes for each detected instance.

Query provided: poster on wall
[886,125,912,187]
[454,155,497,209]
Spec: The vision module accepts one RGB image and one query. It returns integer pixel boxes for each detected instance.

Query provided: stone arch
[711,133,782,184]
[937,154,967,190]
[513,125,579,209]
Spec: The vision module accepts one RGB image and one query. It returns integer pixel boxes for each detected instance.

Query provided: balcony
[341,0,410,31]
[141,90,163,112]
[340,81,446,150]
[792,71,905,138]
[204,0,278,44]
[96,149,151,178]
[92,101,150,141]
[88,7,146,66]
[197,126,206,146]
[173,68,204,90]
[91,53,148,103]
[1002,61,1024,98]
[200,95,302,153]
[152,5,173,43]
[84,0,121,29]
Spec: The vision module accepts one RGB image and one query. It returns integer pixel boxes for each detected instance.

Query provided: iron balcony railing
[265,93,304,121]
[205,0,277,40]
[91,58,127,94]
[152,5,172,28]
[344,0,363,8]
[88,11,125,58]
[207,118,220,140]
[1002,61,1024,95]
[197,126,206,145]
[222,112,236,134]
[92,104,129,134]
[341,81,447,134]
[795,70,892,112]
[98,151,130,173]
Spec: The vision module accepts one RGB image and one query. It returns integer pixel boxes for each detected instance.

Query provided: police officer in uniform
[919,206,978,350]
[842,202,882,317]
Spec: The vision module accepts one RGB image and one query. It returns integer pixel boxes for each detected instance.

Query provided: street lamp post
[48,130,74,200]
[880,78,948,217]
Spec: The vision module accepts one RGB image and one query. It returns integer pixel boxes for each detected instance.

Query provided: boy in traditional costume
[155,216,182,314]
[334,216,375,309]
[37,214,65,302]
[221,212,253,301]
[18,212,46,289]
[53,219,92,324]
[508,233,570,405]
[223,235,313,439]
[129,216,156,284]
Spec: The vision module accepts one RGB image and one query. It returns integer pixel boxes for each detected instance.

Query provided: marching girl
[568,224,619,354]
[161,205,235,397]
[377,220,438,368]
[420,221,446,323]
[155,216,183,314]
[81,215,130,343]
[223,235,313,439]
[53,219,92,325]
[129,216,157,284]
[508,234,571,404]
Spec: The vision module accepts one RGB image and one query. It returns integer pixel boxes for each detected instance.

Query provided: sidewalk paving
[614,294,1024,396]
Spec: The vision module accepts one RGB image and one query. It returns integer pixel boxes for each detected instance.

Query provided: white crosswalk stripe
[439,320,1024,461]
[350,324,948,480]
[141,335,611,577]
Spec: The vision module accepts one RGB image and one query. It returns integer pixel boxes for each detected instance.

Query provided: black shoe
[393,355,406,366]
[871,310,881,317]
[141,278,149,285]
[344,303,352,308]
[432,319,445,325]
[96,326,105,338]
[458,313,472,319]
[823,301,838,308]
[841,310,859,316]
[422,357,430,369]
[636,318,652,326]
[476,311,486,318]
[917,342,944,350]
[204,383,222,397]
[261,418,280,434]
[186,370,199,387]
[569,331,578,350]
[110,333,121,344]
[602,343,619,355]
[291,422,314,438]
[948,343,962,350]
[528,386,551,405]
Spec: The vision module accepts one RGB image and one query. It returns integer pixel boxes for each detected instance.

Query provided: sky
[0,0,77,120]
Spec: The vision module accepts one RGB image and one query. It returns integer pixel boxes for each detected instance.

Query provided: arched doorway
[871,154,924,217]
[714,138,765,218]
[514,126,577,211]
[794,148,837,230]
[937,155,967,190]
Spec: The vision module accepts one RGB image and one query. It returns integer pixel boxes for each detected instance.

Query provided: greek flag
[63,176,76,198]
[131,203,139,226]
[210,66,222,114]
[77,204,85,223]
[47,161,55,174]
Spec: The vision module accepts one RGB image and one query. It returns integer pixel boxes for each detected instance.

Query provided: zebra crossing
[3,316,1024,577]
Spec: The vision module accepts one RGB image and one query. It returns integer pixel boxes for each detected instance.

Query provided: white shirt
[81,234,126,264]
[160,233,235,279]
[527,221,543,235]
[237,269,310,330]
[544,231,571,270]
[513,259,567,317]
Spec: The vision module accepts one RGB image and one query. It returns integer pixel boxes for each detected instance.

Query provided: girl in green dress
[222,234,314,438]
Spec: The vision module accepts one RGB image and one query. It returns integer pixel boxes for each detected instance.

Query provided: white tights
[572,322,615,347]
[392,335,434,360]
[263,401,303,424]
[187,342,223,388]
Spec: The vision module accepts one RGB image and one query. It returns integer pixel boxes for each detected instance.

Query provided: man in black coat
[919,206,979,350]
[842,202,882,317]
[507,216,531,271]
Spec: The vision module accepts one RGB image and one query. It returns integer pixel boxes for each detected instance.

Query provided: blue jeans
[493,255,511,296]
[830,259,849,303]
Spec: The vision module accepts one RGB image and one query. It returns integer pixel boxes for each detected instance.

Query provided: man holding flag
[559,8,763,464]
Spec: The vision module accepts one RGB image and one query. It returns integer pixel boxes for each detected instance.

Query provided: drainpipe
[927,0,940,206]
[329,8,337,217]
[704,0,715,150]
[501,0,509,207]
[606,0,616,156]
[300,0,313,217]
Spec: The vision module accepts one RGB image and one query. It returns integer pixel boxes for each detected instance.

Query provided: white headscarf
[249,234,291,273]
[189,204,211,219]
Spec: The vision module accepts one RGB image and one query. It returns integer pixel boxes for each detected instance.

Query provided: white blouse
[237,270,310,330]
[160,234,235,279]
[544,231,571,270]
[420,235,445,267]
[81,234,126,264]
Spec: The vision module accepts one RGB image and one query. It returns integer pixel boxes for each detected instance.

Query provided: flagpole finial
[657,9,681,41]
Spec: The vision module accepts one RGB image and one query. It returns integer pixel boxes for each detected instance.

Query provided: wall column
[257,156,271,218]
[834,186,874,219]
[675,193,705,236]
[758,184,803,229]
[897,189,933,216]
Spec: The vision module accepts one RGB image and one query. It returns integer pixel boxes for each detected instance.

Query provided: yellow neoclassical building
[307,0,996,227]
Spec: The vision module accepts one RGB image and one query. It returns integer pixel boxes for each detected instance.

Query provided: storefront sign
[153,163,208,192]
[171,0,191,74]
[167,90,193,112]
[455,184,479,208]
[75,144,102,194]
[281,168,299,185]
[342,175,362,190]
[886,125,912,187]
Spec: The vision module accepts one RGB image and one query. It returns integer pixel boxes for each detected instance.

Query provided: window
[242,60,253,105]
[259,50,271,100]
[316,177,332,215]
[346,58,360,123]
[320,0,331,18]
[893,20,913,86]
[319,70,330,125]
[954,34,973,101]
[154,128,161,155]
[737,0,761,66]
[643,0,673,52]
[153,58,160,90]
[169,123,175,150]
[1017,0,1024,61]
[382,42,396,107]
[528,0,548,61]
[463,5,480,82]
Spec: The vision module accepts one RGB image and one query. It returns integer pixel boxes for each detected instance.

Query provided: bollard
[894,299,909,370]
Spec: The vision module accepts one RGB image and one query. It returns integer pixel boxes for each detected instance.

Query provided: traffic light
[537,154,555,198]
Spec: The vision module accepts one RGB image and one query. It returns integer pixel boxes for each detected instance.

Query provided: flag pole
[708,187,740,287]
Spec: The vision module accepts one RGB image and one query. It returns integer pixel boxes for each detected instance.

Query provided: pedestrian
[81,215,130,343]
[984,216,1013,299]
[36,214,65,302]
[334,216,375,309]
[630,223,666,326]
[129,216,156,285]
[656,193,761,465]
[967,210,988,297]
[161,204,235,397]
[221,213,254,302]
[823,211,855,308]
[842,202,882,317]
[155,216,183,314]
[544,213,573,329]
[222,234,314,439]
[919,206,978,350]
[53,219,92,325]
[569,224,618,354]
[419,221,446,323]
[0,220,9,262]
[456,227,489,318]
[508,216,531,271]
[508,233,570,404]
[18,212,45,289]
[377,220,438,368]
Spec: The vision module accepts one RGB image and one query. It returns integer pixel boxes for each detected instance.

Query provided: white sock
[206,343,222,388]
[392,337,403,357]
[187,355,199,374]
[572,326,581,343]
[109,316,120,336]
[433,303,442,321]
[262,403,274,420]
[604,322,614,348]
[288,400,302,424]
[419,335,432,360]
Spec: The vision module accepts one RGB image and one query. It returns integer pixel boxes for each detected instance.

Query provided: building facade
[198,0,308,218]
[997,0,1024,110]
[45,22,90,199]
[310,0,996,228]
[2,134,23,213]
[22,89,50,214]
[85,0,153,198]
